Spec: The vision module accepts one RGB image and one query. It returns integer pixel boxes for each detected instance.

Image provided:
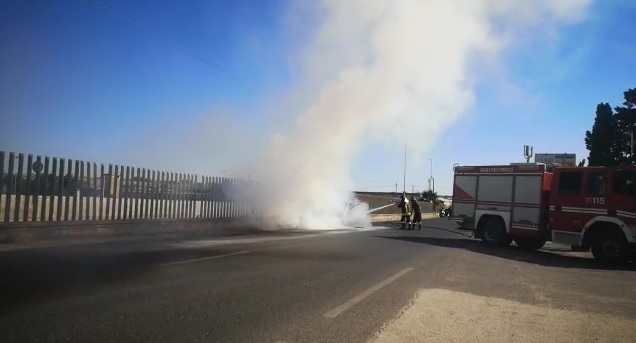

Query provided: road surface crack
[369,288,422,342]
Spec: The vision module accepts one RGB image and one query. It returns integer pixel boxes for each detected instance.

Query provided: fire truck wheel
[590,231,629,263]
[481,217,511,247]
[514,237,546,250]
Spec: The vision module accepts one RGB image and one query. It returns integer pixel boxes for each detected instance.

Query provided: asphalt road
[1,219,635,342]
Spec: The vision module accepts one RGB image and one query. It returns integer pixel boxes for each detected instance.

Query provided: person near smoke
[397,195,411,230]
[410,195,422,230]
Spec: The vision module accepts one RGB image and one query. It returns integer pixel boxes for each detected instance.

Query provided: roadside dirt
[369,288,635,343]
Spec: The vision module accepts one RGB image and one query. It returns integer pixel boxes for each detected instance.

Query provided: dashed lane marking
[323,267,414,318]
[160,251,251,266]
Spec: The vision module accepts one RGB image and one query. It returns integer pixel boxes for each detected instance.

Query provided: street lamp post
[403,144,407,196]
[429,158,435,193]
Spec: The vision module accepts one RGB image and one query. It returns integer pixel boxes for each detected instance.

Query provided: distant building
[534,153,576,167]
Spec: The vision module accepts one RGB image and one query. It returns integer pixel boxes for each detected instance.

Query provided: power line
[83,0,240,81]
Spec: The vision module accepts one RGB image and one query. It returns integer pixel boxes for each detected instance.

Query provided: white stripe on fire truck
[548,206,604,213]
[511,226,539,231]
[548,206,636,218]
[616,210,636,219]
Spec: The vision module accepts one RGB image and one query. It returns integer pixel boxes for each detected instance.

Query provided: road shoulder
[369,288,636,343]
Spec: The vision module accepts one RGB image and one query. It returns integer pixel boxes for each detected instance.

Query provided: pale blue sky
[1,0,635,195]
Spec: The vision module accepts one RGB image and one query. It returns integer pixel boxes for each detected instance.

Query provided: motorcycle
[438,208,451,219]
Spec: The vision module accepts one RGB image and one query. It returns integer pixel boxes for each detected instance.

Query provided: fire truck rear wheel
[590,231,629,263]
[514,237,546,250]
[481,217,511,247]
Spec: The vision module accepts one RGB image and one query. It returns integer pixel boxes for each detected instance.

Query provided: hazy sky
[1,0,635,196]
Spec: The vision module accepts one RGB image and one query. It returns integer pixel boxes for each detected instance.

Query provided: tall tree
[585,103,623,166]
[614,88,636,165]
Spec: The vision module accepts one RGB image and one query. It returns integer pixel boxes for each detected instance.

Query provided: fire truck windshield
[612,170,636,197]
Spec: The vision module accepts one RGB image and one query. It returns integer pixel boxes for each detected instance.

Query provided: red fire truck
[451,163,636,262]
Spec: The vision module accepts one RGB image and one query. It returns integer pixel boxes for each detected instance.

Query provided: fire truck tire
[480,216,511,247]
[514,237,546,250]
[590,231,629,263]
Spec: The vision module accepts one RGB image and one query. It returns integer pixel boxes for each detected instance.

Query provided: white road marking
[172,227,385,248]
[323,267,414,318]
[160,251,251,266]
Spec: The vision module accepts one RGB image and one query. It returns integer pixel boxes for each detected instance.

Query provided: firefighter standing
[397,195,412,230]
[410,195,422,230]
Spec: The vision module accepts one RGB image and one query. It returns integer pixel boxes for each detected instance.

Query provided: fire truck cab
[452,163,636,262]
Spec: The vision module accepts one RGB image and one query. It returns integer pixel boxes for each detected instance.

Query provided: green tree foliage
[420,190,438,202]
[614,88,636,165]
[585,103,622,166]
[614,88,636,123]
[585,88,636,166]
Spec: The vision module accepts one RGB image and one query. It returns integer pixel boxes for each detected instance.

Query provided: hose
[385,221,474,238]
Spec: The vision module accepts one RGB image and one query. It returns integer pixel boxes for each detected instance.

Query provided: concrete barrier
[0,201,437,246]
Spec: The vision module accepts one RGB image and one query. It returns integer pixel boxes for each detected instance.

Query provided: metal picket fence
[0,151,257,224]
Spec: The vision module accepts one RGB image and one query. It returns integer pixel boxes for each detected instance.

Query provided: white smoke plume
[240,0,592,230]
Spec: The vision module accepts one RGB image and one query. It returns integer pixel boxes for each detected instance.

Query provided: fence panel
[0,150,258,225]
[32,155,41,221]
[158,171,165,219]
[14,153,25,222]
[133,167,140,219]
[145,169,151,219]
[180,173,186,219]
[189,174,194,218]
[71,160,79,221]
[40,157,49,221]
[149,169,155,219]
[213,176,219,218]
[55,158,64,221]
[167,172,173,219]
[204,176,210,219]
[62,159,70,221]
[5,152,15,222]
[23,155,33,222]
[99,164,105,220]
[122,166,129,220]
[0,153,3,222]
[116,165,123,220]
[182,174,188,219]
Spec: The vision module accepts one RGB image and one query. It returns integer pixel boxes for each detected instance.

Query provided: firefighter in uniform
[397,195,411,230]
[410,195,422,230]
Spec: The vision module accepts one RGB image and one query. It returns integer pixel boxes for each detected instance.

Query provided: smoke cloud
[112,0,591,230]
[241,0,592,229]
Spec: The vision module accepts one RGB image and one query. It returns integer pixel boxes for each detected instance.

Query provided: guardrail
[0,151,257,225]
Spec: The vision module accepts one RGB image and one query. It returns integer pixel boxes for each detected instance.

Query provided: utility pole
[403,144,407,197]
[429,157,435,193]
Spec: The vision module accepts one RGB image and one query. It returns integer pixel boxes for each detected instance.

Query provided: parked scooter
[438,208,452,219]
[438,208,447,218]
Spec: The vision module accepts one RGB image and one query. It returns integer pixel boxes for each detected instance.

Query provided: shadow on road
[0,242,242,313]
[374,234,636,272]
[0,228,329,313]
